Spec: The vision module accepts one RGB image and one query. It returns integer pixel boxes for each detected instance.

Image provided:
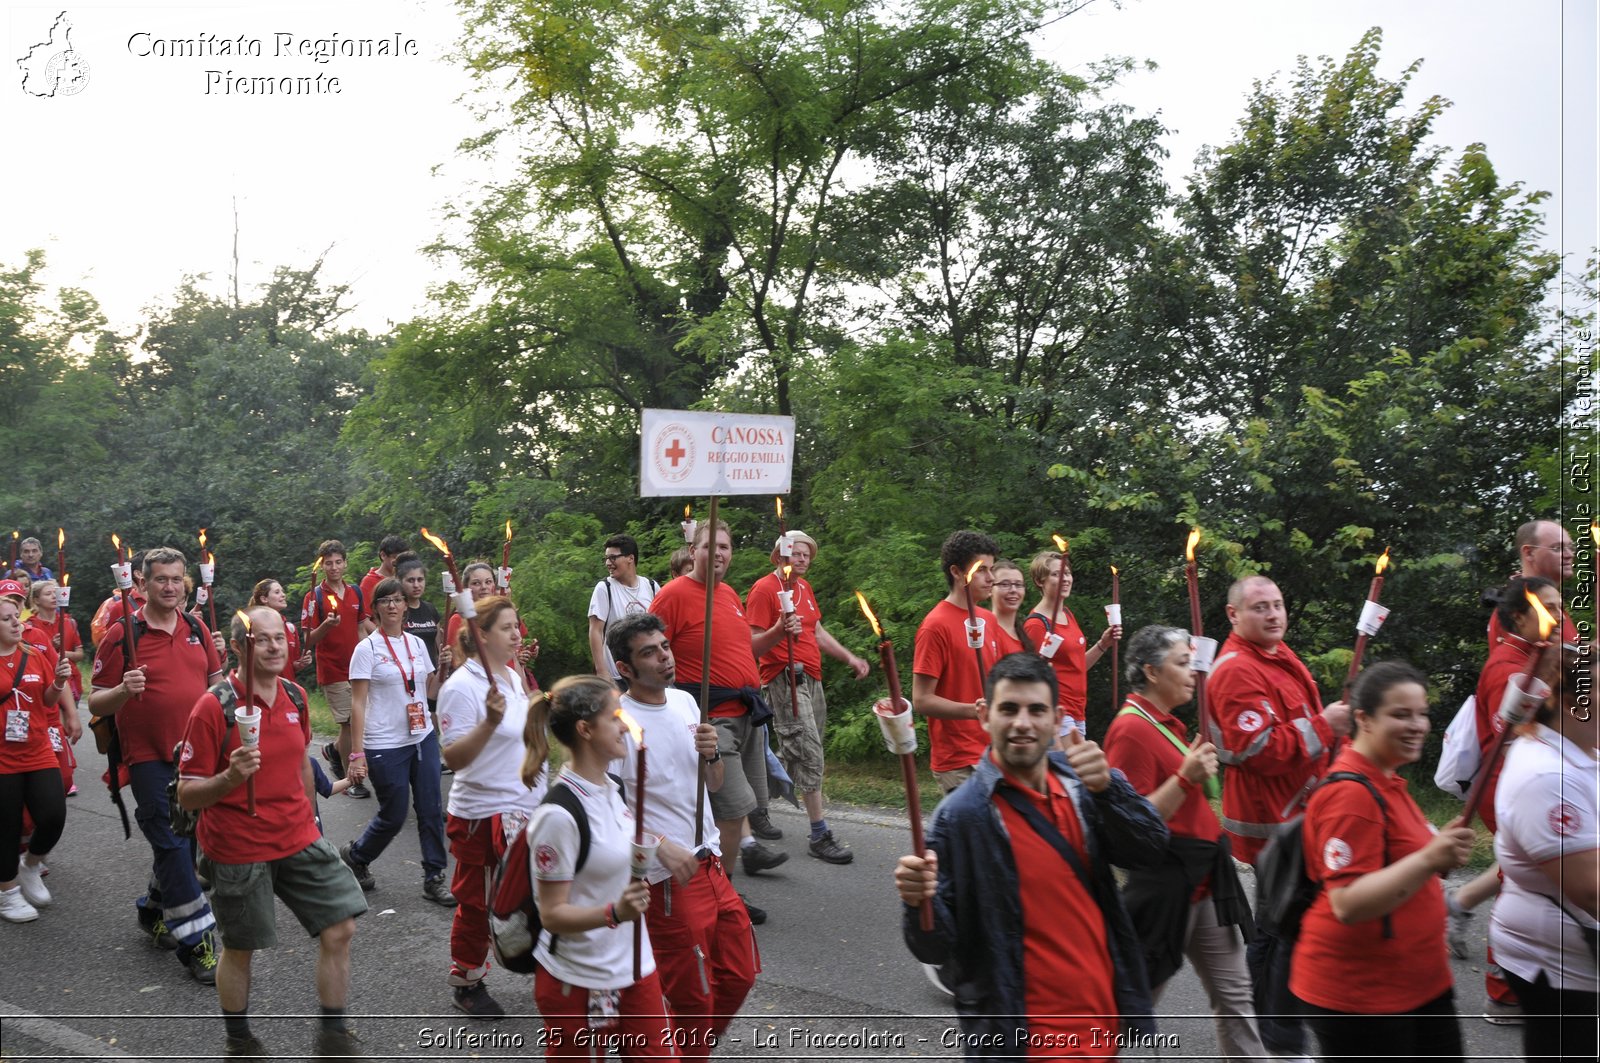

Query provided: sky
[2,0,1595,338]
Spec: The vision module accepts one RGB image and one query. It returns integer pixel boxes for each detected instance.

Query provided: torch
[856,591,933,932]
[962,559,988,687]
[111,534,137,669]
[57,574,70,656]
[420,527,461,599]
[617,708,651,980]
[681,504,696,544]
[235,611,259,815]
[198,528,219,635]
[1108,565,1121,712]
[779,564,800,718]
[498,520,514,591]
[8,530,16,569]
[1046,535,1069,625]
[1461,591,1557,825]
[1342,548,1391,699]
[56,528,65,584]
[692,496,719,845]
[1184,528,1216,743]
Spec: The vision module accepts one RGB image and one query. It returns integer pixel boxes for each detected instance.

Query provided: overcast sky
[3,0,1594,338]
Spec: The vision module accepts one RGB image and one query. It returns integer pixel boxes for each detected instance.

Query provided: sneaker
[345,782,371,799]
[739,893,767,926]
[138,907,180,950]
[321,741,346,781]
[740,841,789,875]
[1444,886,1473,960]
[0,886,38,923]
[747,808,783,840]
[423,875,457,907]
[1483,998,1525,1025]
[224,1033,270,1057]
[452,981,505,1019]
[181,929,219,985]
[807,831,853,865]
[313,1026,369,1059]
[16,862,51,907]
[340,843,375,892]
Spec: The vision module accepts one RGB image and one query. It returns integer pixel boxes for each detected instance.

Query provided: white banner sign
[640,409,795,497]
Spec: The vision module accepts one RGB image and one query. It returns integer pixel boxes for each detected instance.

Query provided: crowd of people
[0,518,1593,1061]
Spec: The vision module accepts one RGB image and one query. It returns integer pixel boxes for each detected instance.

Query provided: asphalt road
[0,730,1525,1062]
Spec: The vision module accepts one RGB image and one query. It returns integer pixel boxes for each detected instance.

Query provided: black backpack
[489,783,591,974]
[1254,770,1393,941]
[167,677,309,838]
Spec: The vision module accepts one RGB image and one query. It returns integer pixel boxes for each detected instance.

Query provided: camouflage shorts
[765,670,826,793]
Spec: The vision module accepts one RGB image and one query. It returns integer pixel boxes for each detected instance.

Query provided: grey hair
[1124,625,1190,691]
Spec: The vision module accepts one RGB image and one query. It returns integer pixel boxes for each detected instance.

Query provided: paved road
[0,733,1524,1061]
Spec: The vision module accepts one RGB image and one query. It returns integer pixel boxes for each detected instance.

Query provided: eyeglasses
[374,596,405,607]
[603,554,628,564]
[993,581,1026,590]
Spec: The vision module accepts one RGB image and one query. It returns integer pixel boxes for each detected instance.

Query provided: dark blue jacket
[903,750,1168,1057]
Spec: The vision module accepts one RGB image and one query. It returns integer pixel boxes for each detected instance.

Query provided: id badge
[5,708,30,743]
[407,701,429,735]
[47,726,62,752]
[587,987,621,1029]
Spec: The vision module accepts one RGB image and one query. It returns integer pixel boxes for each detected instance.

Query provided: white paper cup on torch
[199,562,215,586]
[1104,603,1122,626]
[56,585,70,608]
[1497,673,1551,728]
[195,586,209,606]
[873,697,917,755]
[1356,600,1391,637]
[778,533,793,559]
[776,589,795,614]
[236,706,263,748]
[496,566,512,589]
[111,562,133,590]
[1190,635,1218,673]
[681,519,697,543]
[629,833,662,879]
[1038,631,1064,659]
[965,616,986,649]
[454,590,478,618]
[441,572,457,596]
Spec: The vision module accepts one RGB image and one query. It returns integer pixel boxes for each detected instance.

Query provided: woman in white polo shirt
[1491,640,1599,1060]
[437,594,543,1019]
[524,675,674,1059]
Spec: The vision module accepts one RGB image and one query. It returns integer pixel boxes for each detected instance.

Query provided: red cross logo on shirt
[1549,803,1581,837]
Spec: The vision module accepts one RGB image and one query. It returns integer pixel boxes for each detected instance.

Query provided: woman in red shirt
[23,580,83,795]
[1023,550,1119,736]
[1290,660,1476,1062]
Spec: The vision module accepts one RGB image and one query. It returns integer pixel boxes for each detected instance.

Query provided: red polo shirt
[91,609,223,767]
[913,600,1002,773]
[1023,606,1089,724]
[302,582,362,684]
[649,575,760,717]
[0,644,63,774]
[1103,695,1222,845]
[745,571,824,683]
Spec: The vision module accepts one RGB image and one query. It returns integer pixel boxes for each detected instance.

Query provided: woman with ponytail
[524,675,676,1059]
[436,594,545,1018]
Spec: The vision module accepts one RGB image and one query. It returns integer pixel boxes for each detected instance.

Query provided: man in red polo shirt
[913,530,1005,794]
[178,607,368,1059]
[895,652,1167,1055]
[89,547,227,984]
[301,540,374,798]
[648,523,797,880]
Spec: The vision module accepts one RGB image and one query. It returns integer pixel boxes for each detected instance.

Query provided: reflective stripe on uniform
[1292,716,1324,759]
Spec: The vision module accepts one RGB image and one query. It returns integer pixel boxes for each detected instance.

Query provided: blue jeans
[349,731,447,877]
[128,759,216,949]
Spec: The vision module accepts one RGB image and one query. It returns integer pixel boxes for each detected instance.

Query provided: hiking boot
[345,782,371,799]
[0,886,38,923]
[16,862,52,906]
[739,893,767,926]
[181,929,219,985]
[807,830,853,865]
[740,841,788,875]
[340,843,375,891]
[747,808,783,840]
[423,875,457,907]
[452,981,505,1019]
[321,741,346,782]
[138,906,180,950]
[313,1026,369,1059]
[224,1033,270,1057]
[1444,886,1474,960]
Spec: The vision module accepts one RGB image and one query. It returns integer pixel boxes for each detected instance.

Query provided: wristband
[703,751,722,765]
[349,752,365,761]
[1175,773,1199,794]
[604,903,620,929]
[52,680,66,691]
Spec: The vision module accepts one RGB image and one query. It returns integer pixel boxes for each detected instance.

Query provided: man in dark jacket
[895,652,1169,1058]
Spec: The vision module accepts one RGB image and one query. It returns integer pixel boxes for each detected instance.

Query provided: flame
[57,528,64,550]
[964,559,983,585]
[1591,519,1598,546]
[1525,590,1557,641]
[419,527,452,558]
[312,555,323,575]
[111,532,122,551]
[855,591,883,637]
[235,609,252,634]
[616,707,645,744]
[1185,527,1201,562]
[198,528,208,551]
[1052,534,1068,553]
[1110,564,1119,576]
[1374,547,1390,576]
[782,564,793,581]
[775,497,783,520]
[326,594,339,612]
[60,573,69,587]
[9,531,16,541]
[505,520,513,543]
[684,504,692,520]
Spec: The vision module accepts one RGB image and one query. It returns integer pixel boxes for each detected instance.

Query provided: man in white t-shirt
[609,612,758,1062]
[588,534,660,683]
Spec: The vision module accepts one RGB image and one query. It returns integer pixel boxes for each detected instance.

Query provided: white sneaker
[16,862,51,908]
[0,886,38,923]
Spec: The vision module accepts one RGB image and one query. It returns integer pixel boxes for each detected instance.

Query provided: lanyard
[0,648,28,708]
[379,630,417,698]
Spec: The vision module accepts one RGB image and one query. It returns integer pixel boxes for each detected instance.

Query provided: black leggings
[1504,967,1600,1061]
[1301,988,1463,1062]
[0,768,67,881]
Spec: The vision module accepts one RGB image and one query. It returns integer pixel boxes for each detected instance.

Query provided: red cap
[0,579,25,602]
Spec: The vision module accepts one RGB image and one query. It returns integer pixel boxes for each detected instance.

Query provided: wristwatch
[703,751,722,765]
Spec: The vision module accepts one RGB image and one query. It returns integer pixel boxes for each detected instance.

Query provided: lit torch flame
[855,591,883,638]
[616,707,645,745]
[312,555,323,576]
[684,504,692,520]
[111,532,123,558]
[1111,564,1119,576]
[326,594,339,613]
[57,528,65,550]
[1052,534,1068,554]
[964,559,983,585]
[198,527,211,565]
[505,520,513,543]
[1590,519,1598,548]
[61,573,69,588]
[1525,590,1557,641]
[419,527,453,559]
[236,609,252,635]
[775,497,783,520]
[1186,527,1201,562]
[782,564,793,581]
[1375,547,1390,575]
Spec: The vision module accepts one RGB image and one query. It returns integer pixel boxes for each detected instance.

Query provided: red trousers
[647,856,759,1062]
[534,967,678,1060]
[446,813,499,984]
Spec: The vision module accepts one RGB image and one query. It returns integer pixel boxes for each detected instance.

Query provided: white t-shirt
[1491,724,1600,991]
[529,766,655,989]
[437,658,545,819]
[348,629,435,749]
[612,688,720,884]
[587,577,659,678]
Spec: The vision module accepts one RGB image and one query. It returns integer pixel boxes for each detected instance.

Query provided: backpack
[489,783,590,974]
[1433,695,1480,798]
[1253,771,1393,942]
[167,677,308,838]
